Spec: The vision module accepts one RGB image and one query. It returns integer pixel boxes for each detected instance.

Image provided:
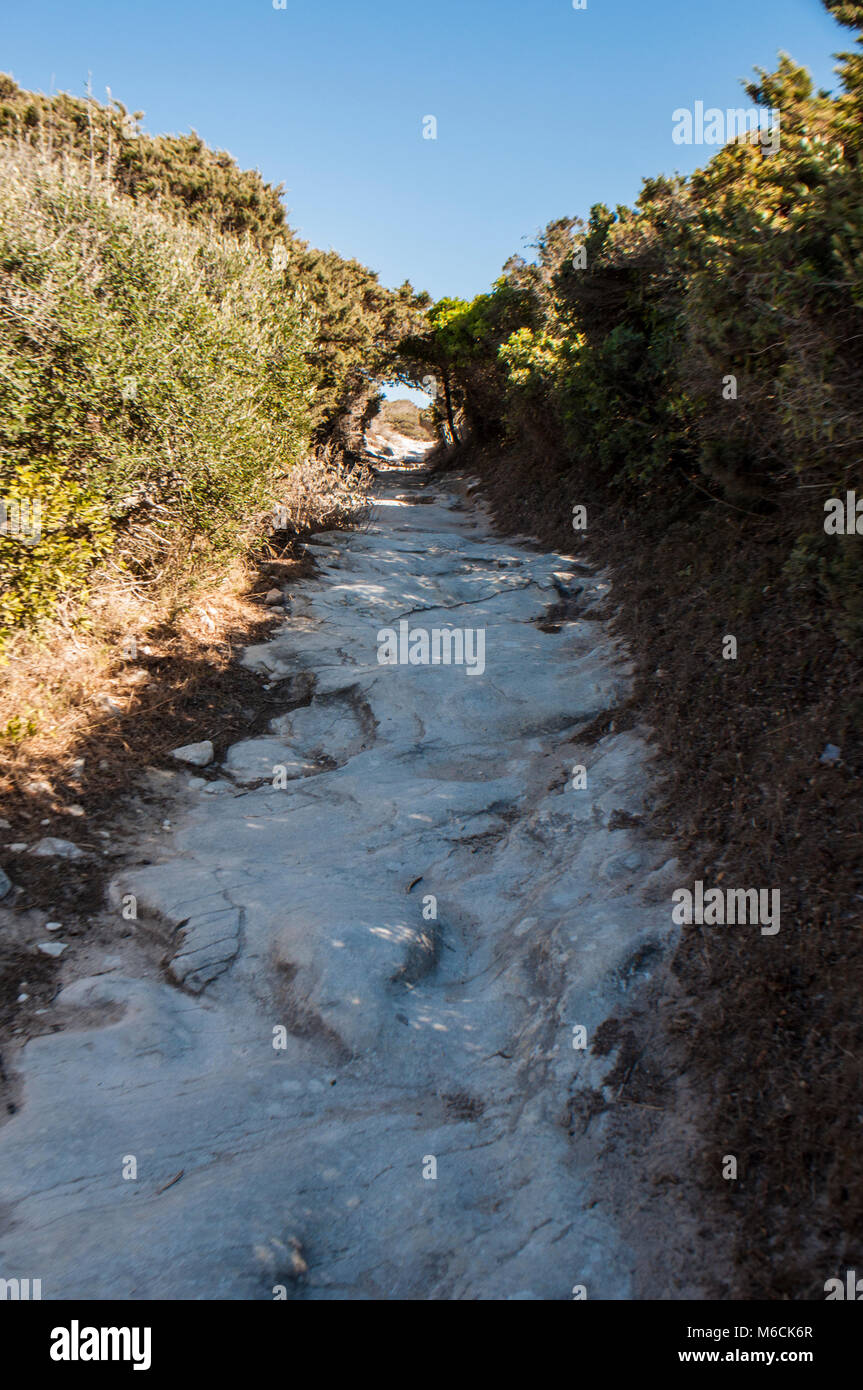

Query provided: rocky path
[0,459,679,1300]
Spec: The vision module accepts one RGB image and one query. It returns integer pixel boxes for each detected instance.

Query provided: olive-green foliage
[0,79,431,641]
[285,244,430,444]
[0,74,287,242]
[0,75,431,456]
[0,149,311,639]
[400,281,536,443]
[419,4,863,635]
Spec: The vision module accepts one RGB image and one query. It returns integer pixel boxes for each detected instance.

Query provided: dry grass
[0,444,372,832]
[1,560,250,792]
[271,447,373,534]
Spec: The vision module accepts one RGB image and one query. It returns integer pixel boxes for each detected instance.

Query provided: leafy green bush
[414,3,863,637]
[0,148,311,640]
[0,74,432,461]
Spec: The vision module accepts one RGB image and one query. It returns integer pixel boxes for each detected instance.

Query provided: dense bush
[0,81,430,642]
[0,75,431,473]
[412,10,863,645]
[0,148,313,638]
[0,73,289,241]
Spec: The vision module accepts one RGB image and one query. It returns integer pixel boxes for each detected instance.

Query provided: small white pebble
[45,921,62,932]
[17,993,29,1003]
[66,805,85,817]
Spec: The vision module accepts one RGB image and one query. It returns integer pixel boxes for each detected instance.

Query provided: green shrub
[0,148,312,641]
[413,7,863,641]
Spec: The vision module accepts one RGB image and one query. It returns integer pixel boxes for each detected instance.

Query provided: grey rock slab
[28,837,86,860]
[0,467,675,1300]
[171,740,214,768]
[268,692,370,762]
[223,738,319,785]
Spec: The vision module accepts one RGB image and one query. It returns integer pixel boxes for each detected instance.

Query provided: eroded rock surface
[0,464,676,1300]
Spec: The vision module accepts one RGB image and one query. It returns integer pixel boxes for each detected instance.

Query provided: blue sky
[1,0,847,308]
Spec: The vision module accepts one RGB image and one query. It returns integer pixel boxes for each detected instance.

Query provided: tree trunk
[441,366,459,446]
